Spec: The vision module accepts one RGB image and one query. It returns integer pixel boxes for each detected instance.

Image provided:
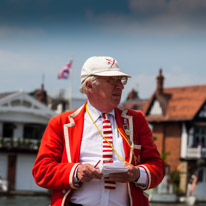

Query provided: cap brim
[92,70,131,78]
[81,70,131,84]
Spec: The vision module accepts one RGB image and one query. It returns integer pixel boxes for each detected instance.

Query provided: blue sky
[0,0,206,102]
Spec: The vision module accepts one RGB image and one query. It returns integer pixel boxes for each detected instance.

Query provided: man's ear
[85,81,93,90]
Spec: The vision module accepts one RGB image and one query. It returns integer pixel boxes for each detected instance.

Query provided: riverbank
[0,195,51,206]
[0,190,51,196]
[1,191,206,206]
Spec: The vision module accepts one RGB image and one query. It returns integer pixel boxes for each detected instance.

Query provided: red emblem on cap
[106,58,119,68]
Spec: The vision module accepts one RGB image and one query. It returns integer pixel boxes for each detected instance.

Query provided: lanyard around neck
[85,104,137,165]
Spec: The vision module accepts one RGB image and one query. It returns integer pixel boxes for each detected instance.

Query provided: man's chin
[112,97,121,106]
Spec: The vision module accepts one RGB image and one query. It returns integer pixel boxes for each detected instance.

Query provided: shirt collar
[87,101,115,122]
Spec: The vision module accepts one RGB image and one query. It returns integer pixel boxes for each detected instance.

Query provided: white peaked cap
[81,56,131,83]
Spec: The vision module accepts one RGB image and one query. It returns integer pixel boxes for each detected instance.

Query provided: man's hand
[108,164,140,183]
[77,163,102,182]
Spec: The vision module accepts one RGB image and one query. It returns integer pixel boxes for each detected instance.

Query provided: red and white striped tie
[102,113,116,189]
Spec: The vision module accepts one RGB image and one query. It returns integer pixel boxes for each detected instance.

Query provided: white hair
[80,76,99,94]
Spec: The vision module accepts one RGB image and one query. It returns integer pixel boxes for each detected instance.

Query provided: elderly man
[32,56,165,206]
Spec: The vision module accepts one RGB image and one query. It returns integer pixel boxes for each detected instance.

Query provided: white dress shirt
[70,102,147,206]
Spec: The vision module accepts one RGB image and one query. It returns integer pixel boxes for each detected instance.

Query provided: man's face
[91,76,126,112]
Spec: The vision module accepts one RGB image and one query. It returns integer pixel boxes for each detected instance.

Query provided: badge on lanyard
[123,119,131,144]
[123,118,130,136]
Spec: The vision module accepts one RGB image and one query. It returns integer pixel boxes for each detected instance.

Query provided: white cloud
[91,0,206,37]
[0,26,45,37]
[169,0,206,13]
[129,0,206,15]
[129,0,167,14]
[128,0,206,30]
[89,0,206,39]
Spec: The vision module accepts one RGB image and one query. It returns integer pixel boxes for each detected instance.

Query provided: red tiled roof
[144,84,206,122]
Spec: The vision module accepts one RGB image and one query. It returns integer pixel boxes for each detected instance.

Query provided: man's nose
[115,80,124,89]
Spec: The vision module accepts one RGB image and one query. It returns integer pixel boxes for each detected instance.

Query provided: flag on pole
[57,60,73,79]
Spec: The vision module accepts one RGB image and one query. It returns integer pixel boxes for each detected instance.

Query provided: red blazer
[32,102,165,206]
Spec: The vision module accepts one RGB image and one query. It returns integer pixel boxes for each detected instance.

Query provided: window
[132,105,138,110]
[24,124,46,140]
[197,168,203,183]
[3,123,15,138]
[194,127,206,148]
[149,100,163,115]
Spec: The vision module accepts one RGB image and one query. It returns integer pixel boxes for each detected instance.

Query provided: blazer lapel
[115,108,133,164]
[64,103,86,163]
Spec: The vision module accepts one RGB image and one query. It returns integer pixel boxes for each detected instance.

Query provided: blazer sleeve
[133,110,165,190]
[32,115,80,190]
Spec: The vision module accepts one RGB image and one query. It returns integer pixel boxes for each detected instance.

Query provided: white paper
[99,161,128,177]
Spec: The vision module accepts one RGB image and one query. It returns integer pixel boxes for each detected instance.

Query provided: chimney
[41,83,44,91]
[156,68,164,94]
[127,88,138,100]
[34,83,47,105]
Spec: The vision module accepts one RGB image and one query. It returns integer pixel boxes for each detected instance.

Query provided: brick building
[124,69,206,193]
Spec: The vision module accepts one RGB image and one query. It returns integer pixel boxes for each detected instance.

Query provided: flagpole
[68,57,73,111]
